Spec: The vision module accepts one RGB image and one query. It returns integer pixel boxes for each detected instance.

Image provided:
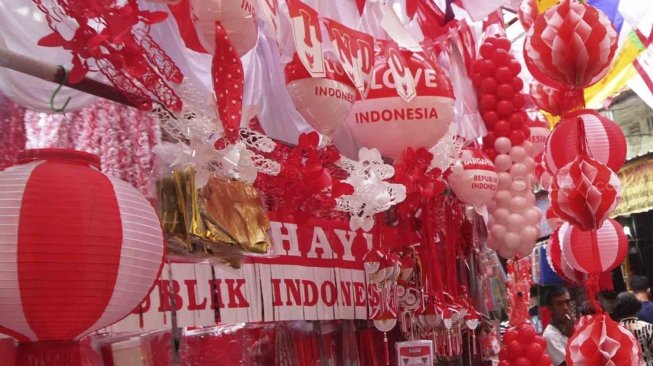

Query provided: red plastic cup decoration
[545,109,627,175]
[524,0,618,92]
[546,225,587,286]
[0,149,164,366]
[566,313,641,365]
[285,54,357,140]
[560,219,628,275]
[498,324,551,366]
[345,51,455,158]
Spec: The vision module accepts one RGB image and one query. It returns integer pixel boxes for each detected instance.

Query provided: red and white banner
[287,0,325,77]
[102,216,386,333]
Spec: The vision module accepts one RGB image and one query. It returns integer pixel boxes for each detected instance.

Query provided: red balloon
[535,336,547,349]
[518,324,536,343]
[495,66,513,82]
[510,113,524,128]
[507,341,524,360]
[480,94,498,111]
[510,129,526,146]
[522,126,531,139]
[472,72,482,88]
[494,120,511,137]
[480,43,495,59]
[538,354,551,366]
[503,328,519,344]
[497,100,514,117]
[499,348,510,360]
[513,77,524,91]
[480,59,496,77]
[481,77,499,93]
[513,94,525,108]
[496,38,512,51]
[494,49,512,66]
[513,357,532,366]
[509,60,522,75]
[497,84,515,100]
[483,111,500,126]
[524,342,544,361]
[498,361,511,366]
[485,36,498,45]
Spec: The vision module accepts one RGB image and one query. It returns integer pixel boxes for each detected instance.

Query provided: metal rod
[0,47,139,108]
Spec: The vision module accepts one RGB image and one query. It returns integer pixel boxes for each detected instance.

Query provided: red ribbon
[212,21,244,143]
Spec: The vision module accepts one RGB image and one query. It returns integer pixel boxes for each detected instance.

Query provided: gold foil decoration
[157,167,270,267]
[201,176,271,254]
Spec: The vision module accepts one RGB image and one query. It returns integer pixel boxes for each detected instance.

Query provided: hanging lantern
[285,54,357,139]
[518,0,539,31]
[561,220,628,275]
[446,147,498,207]
[545,109,627,175]
[567,314,641,365]
[345,51,455,158]
[0,149,164,365]
[524,0,618,90]
[547,225,586,286]
[190,0,258,57]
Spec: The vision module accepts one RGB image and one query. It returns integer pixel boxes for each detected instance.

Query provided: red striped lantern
[0,149,164,365]
[561,219,628,275]
[567,314,641,365]
[545,109,627,175]
[524,0,618,90]
[547,224,586,285]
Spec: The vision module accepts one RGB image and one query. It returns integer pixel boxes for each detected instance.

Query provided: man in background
[543,286,574,366]
[630,275,653,324]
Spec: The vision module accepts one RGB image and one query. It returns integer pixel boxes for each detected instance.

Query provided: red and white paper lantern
[190,0,258,57]
[561,219,628,275]
[547,225,586,285]
[567,314,641,365]
[345,52,455,158]
[286,54,357,138]
[545,109,627,175]
[447,147,498,207]
[0,150,164,346]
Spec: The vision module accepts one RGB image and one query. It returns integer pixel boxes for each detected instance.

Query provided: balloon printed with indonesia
[345,50,455,159]
[190,0,258,57]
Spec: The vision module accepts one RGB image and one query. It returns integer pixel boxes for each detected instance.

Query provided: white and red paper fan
[566,314,641,365]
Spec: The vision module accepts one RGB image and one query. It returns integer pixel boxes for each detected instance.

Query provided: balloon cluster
[471,36,542,258]
[498,324,551,366]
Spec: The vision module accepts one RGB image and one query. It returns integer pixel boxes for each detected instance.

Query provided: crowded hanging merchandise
[0,0,651,365]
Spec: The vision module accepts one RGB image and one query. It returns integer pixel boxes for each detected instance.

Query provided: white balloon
[494,190,512,207]
[521,225,539,243]
[506,213,525,231]
[523,157,535,173]
[494,154,513,172]
[191,0,258,57]
[521,140,534,157]
[524,208,542,225]
[503,232,521,249]
[511,179,528,194]
[498,246,516,259]
[510,196,529,213]
[516,243,534,257]
[493,207,510,223]
[497,172,513,190]
[509,163,528,179]
[490,224,508,241]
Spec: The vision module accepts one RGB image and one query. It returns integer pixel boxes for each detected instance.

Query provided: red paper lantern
[561,220,628,275]
[545,109,627,175]
[566,314,641,365]
[524,0,618,89]
[529,81,562,116]
[345,51,455,158]
[285,54,357,138]
[0,149,164,364]
[547,225,587,286]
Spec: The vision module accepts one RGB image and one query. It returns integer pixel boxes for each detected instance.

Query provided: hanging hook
[49,65,71,113]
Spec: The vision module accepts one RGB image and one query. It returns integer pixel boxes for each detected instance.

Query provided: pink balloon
[510,196,528,212]
[498,172,513,189]
[522,225,539,243]
[491,224,508,240]
[521,140,534,157]
[509,146,526,163]
[517,243,534,257]
[511,178,528,193]
[494,207,510,223]
[191,0,258,56]
[524,208,542,225]
[495,154,513,172]
[494,190,512,207]
[507,213,525,231]
[510,163,528,179]
[494,137,512,154]
[504,232,521,249]
[523,157,535,173]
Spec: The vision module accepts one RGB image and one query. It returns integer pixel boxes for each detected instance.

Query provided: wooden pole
[0,47,139,109]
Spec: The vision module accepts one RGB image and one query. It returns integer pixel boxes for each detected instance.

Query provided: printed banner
[612,156,653,217]
[101,216,384,333]
[287,0,326,77]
